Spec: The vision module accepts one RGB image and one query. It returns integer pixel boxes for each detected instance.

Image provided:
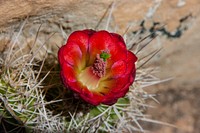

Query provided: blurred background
[0,0,200,132]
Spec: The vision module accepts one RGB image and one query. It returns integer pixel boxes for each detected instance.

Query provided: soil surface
[143,14,200,133]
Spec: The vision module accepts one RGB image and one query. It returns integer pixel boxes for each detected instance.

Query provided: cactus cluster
[0,23,65,132]
[0,6,165,132]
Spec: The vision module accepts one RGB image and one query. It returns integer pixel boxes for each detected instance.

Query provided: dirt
[143,13,200,133]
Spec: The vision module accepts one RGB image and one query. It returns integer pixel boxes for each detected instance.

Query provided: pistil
[91,54,107,78]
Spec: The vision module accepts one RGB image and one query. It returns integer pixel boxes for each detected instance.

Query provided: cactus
[0,23,64,132]
[0,3,167,132]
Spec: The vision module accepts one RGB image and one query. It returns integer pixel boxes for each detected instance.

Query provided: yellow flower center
[78,51,110,91]
[78,67,100,91]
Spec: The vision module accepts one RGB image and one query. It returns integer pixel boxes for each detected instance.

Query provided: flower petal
[61,63,86,93]
[110,60,127,78]
[58,46,65,66]
[126,51,137,74]
[101,52,137,105]
[97,78,115,94]
[88,31,114,65]
[67,81,83,94]
[67,30,90,54]
[102,98,118,105]
[67,30,96,67]
[61,63,77,83]
[61,42,83,69]
[111,76,129,93]
[108,33,127,62]
[82,29,96,36]
[110,33,126,49]
[80,88,104,105]
[101,77,130,105]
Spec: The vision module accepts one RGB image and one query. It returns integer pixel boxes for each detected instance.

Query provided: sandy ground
[143,13,200,133]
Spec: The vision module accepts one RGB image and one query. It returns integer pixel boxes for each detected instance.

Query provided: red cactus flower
[58,29,137,106]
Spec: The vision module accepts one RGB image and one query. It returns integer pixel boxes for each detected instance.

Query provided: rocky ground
[143,14,200,133]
